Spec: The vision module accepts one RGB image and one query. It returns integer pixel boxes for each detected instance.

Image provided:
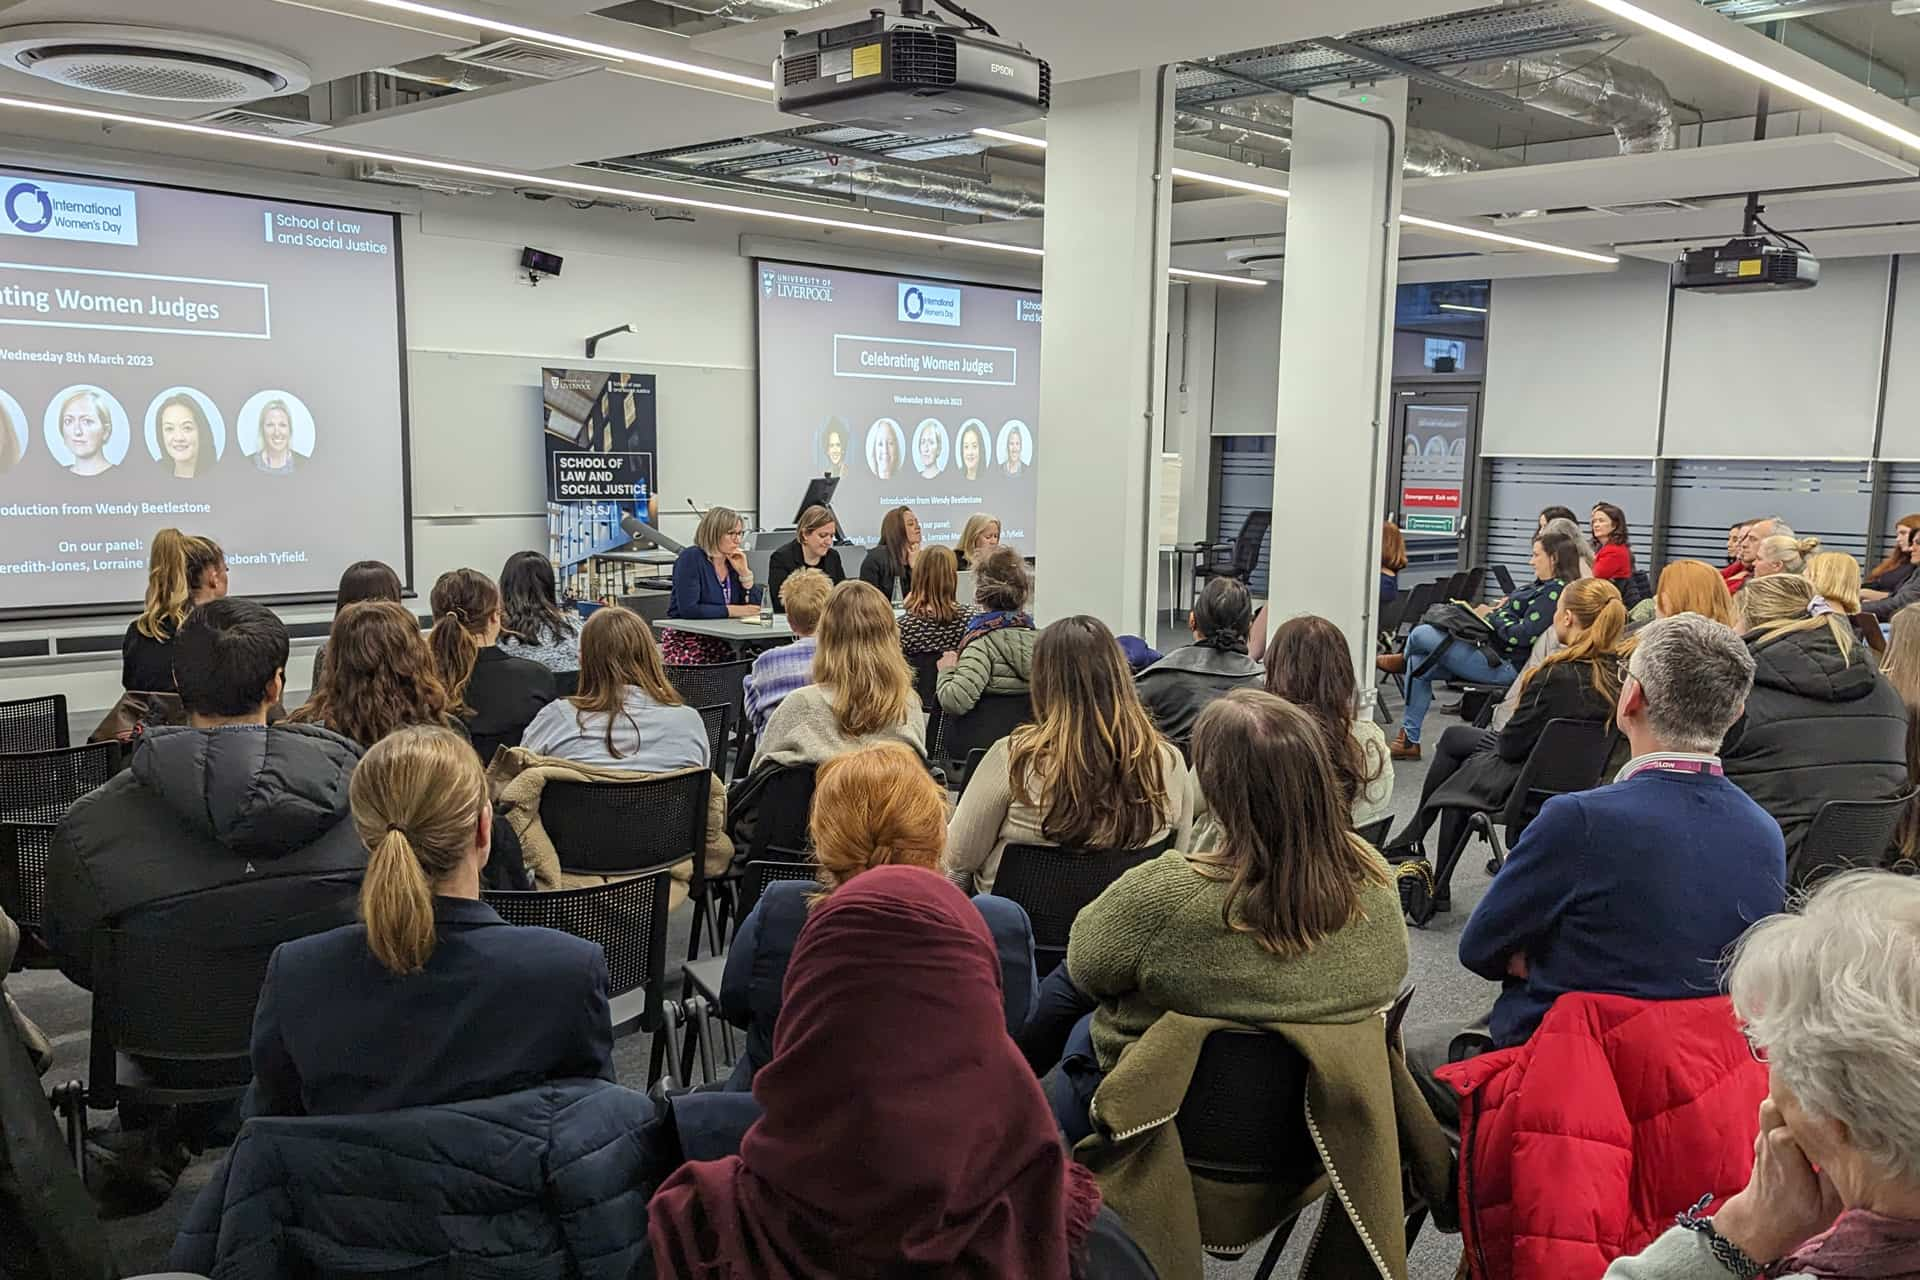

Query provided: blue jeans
[1400,623,1517,744]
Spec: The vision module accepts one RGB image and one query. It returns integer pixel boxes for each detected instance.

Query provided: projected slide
[756,260,1039,553]
[0,165,407,615]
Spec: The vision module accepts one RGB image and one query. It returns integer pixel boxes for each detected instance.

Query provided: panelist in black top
[766,505,846,612]
[858,505,921,601]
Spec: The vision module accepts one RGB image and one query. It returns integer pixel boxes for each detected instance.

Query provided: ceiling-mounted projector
[775,0,1048,135]
[1672,236,1819,293]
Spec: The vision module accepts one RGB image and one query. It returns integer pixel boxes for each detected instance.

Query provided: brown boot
[1389,730,1421,761]
[1376,652,1407,675]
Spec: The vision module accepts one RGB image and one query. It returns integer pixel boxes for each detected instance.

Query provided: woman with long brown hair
[857,504,921,600]
[310,559,402,681]
[1880,605,1920,864]
[293,600,463,748]
[121,528,226,692]
[1033,689,1406,1145]
[245,725,612,1117]
[520,605,705,771]
[715,741,1035,1088]
[947,615,1193,894]
[429,568,555,763]
[1385,579,1630,899]
[898,543,969,657]
[1864,513,1920,600]
[754,580,924,767]
[1265,614,1391,829]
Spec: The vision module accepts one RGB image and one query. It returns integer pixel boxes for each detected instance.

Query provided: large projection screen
[0,165,409,618]
[755,260,1040,555]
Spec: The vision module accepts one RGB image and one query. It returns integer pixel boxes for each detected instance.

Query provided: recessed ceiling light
[1438,302,1489,313]
[1169,266,1267,287]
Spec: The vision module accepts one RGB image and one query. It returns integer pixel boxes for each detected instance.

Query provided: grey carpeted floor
[10,654,1492,1279]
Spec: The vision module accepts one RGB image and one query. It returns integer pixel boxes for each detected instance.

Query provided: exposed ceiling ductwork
[747,158,1045,218]
[654,0,829,21]
[1451,51,1678,153]
[1175,95,1520,178]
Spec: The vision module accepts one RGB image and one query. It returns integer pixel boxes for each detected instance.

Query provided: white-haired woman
[1606,871,1920,1279]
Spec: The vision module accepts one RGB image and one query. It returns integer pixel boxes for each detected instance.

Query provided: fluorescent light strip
[1169,266,1267,287]
[1169,165,1291,200]
[1438,302,1489,313]
[1401,213,1620,265]
[973,127,1048,149]
[0,93,1044,260]
[343,0,774,92]
[1581,0,1920,154]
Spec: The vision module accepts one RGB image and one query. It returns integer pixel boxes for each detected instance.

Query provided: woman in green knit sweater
[1031,688,1410,1144]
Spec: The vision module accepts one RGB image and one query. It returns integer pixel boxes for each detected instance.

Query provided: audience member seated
[496,550,582,674]
[1882,605,1920,866]
[520,606,707,772]
[48,598,368,1211]
[245,724,612,1117]
[1248,518,1404,661]
[1386,578,1626,874]
[1263,614,1392,831]
[120,528,225,693]
[1807,550,1864,618]
[1724,574,1907,884]
[1591,501,1635,582]
[754,580,925,767]
[1406,614,1785,1120]
[1603,871,1920,1280]
[947,615,1194,895]
[742,568,831,738]
[720,743,1035,1089]
[293,600,464,747]
[857,503,921,600]
[897,544,970,658]
[1538,504,1577,533]
[1543,514,1597,577]
[936,546,1036,716]
[1653,558,1742,628]
[1866,524,1920,621]
[649,868,1134,1280]
[663,504,764,665]
[1134,578,1263,745]
[1861,513,1920,601]
[430,568,556,762]
[1378,529,1579,760]
[956,510,1002,570]
[310,558,402,682]
[765,504,845,609]
[1032,689,1406,1147]
[1754,531,1820,579]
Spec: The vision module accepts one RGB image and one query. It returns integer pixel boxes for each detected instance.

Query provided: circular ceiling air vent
[1225,245,1286,280]
[0,24,310,103]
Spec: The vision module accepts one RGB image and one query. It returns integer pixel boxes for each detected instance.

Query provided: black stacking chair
[538,772,718,959]
[1193,510,1271,590]
[1356,817,1392,847]
[486,870,686,1082]
[1797,793,1915,886]
[990,837,1172,977]
[939,693,1033,775]
[0,821,56,970]
[667,660,753,767]
[1430,718,1615,900]
[0,742,117,824]
[686,858,819,1071]
[694,703,734,776]
[0,693,68,754]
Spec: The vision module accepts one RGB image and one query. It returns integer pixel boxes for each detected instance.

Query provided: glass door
[1386,388,1480,577]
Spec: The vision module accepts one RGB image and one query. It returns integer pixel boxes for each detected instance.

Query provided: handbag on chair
[1412,602,1504,678]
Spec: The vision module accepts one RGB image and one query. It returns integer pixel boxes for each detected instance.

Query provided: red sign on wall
[1402,487,1461,510]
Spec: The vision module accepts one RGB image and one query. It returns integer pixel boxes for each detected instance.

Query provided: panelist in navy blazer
[662,504,767,663]
[247,725,613,1118]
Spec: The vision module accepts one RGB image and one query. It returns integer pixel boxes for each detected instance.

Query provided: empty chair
[0,742,117,824]
[667,660,753,759]
[0,693,68,754]
[1193,509,1271,590]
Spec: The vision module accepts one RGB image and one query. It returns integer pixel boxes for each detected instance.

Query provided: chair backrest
[1852,611,1889,656]
[552,669,580,698]
[1460,566,1487,602]
[1356,816,1392,847]
[486,871,670,1028]
[1798,793,1915,884]
[956,747,990,797]
[666,660,753,722]
[539,772,711,876]
[0,694,68,754]
[942,692,1033,767]
[746,762,818,863]
[627,591,673,625]
[741,858,818,917]
[1394,580,1439,637]
[992,836,1173,975]
[0,821,55,934]
[906,651,941,713]
[694,702,734,774]
[1438,570,1470,602]
[0,742,118,824]
[1232,510,1272,576]
[1502,718,1616,834]
[1176,1028,1321,1185]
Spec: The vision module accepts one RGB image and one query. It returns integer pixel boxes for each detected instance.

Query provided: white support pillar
[1035,69,1173,635]
[1269,82,1406,683]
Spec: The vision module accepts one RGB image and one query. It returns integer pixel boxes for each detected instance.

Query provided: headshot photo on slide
[818,418,850,478]
[913,418,949,480]
[0,390,28,475]
[144,387,227,481]
[44,385,130,478]
[867,417,905,480]
[996,419,1033,477]
[956,419,988,482]
[237,389,315,476]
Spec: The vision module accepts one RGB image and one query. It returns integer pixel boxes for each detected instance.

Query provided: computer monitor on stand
[794,475,850,545]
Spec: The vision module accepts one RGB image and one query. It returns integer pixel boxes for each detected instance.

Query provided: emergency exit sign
[1404,514,1458,535]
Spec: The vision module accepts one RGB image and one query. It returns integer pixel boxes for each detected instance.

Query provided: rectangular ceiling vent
[1590,198,1704,216]
[448,38,607,81]
[196,106,328,137]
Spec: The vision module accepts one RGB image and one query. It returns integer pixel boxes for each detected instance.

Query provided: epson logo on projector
[0,178,138,246]
[899,282,961,326]
[762,268,834,303]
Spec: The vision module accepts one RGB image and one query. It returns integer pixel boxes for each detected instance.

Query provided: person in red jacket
[1592,501,1635,581]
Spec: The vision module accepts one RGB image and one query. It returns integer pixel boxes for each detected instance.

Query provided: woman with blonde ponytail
[1724,572,1908,883]
[121,527,226,691]
[1386,578,1631,876]
[246,725,612,1117]
[428,567,556,763]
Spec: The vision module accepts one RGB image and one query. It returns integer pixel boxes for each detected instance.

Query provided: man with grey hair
[1410,614,1788,1118]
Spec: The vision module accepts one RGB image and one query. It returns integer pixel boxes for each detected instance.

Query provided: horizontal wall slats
[1485,457,1657,586]
[1665,459,1871,565]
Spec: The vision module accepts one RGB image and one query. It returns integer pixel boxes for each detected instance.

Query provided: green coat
[1074,1010,1453,1280]
[936,625,1036,714]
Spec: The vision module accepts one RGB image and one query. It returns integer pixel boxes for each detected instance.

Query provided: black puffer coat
[1721,625,1908,884]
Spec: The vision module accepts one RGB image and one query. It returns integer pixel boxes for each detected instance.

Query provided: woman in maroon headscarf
[647,865,1134,1279]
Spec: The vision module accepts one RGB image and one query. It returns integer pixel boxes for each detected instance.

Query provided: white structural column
[1269,82,1407,680]
[1035,69,1173,634]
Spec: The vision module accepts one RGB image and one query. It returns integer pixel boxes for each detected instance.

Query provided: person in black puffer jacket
[1722,574,1909,886]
